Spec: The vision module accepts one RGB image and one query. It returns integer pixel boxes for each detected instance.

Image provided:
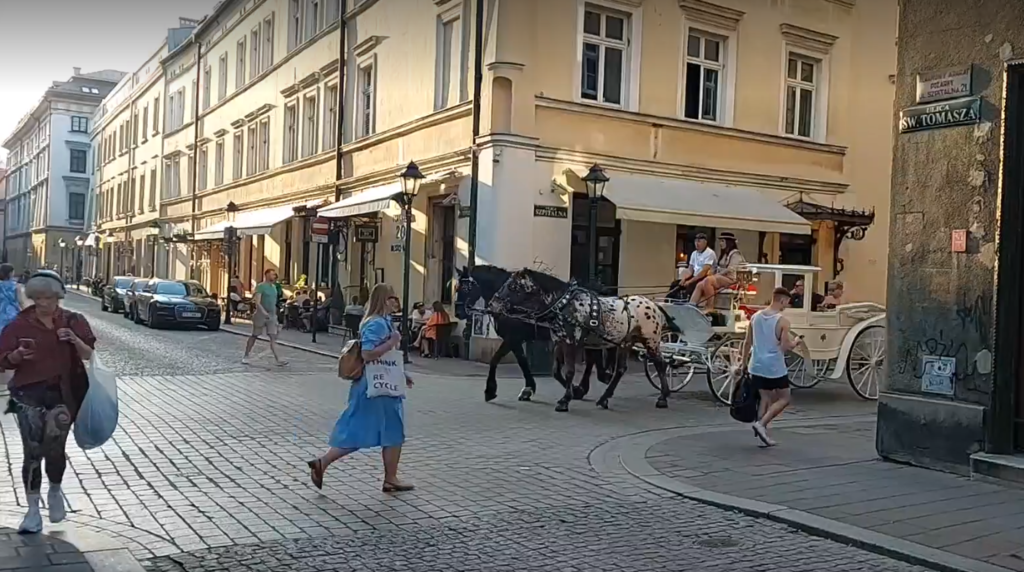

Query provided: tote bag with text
[364,348,407,399]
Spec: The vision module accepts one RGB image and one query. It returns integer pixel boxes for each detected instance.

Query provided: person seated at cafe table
[416,301,451,358]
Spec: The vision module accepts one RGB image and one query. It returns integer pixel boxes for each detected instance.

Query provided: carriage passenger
[669,233,715,300]
[690,232,746,311]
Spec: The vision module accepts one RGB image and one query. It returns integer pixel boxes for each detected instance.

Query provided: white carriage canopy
[600,173,812,235]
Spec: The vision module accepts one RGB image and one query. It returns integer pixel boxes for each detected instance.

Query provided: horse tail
[657,304,680,333]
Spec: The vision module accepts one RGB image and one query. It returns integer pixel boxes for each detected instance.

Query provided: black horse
[455,265,606,403]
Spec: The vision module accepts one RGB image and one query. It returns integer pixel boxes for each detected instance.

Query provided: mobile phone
[18,339,35,350]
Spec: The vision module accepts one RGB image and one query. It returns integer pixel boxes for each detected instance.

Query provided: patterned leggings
[9,385,71,494]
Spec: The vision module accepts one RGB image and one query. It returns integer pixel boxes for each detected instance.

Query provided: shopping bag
[729,373,761,424]
[364,348,407,399]
[73,354,119,450]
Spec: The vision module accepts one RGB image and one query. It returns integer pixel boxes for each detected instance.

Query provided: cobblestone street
[0,293,928,571]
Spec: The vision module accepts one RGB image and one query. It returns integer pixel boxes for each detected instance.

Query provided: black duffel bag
[729,373,761,423]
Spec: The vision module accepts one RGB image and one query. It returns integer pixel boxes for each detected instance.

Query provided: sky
[0,0,218,165]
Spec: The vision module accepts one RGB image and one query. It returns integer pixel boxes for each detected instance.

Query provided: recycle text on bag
[364,349,406,399]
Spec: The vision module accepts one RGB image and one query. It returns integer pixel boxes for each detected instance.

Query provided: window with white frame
[683,30,724,122]
[138,172,146,213]
[323,83,338,150]
[172,155,181,197]
[215,139,225,187]
[436,10,464,110]
[187,153,195,194]
[326,0,341,23]
[263,16,274,71]
[233,131,244,180]
[246,124,258,176]
[302,92,318,158]
[284,101,299,163]
[250,26,261,81]
[149,166,157,210]
[152,96,160,134]
[305,0,322,41]
[133,111,140,145]
[198,145,209,192]
[70,116,88,133]
[163,160,172,199]
[358,62,375,138]
[203,66,212,111]
[579,5,629,107]
[191,79,197,120]
[784,53,818,138]
[289,0,302,52]
[236,38,247,89]
[219,53,228,100]
[258,118,270,173]
[142,105,149,141]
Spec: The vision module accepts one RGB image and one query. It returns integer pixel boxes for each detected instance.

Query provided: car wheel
[147,314,159,329]
[133,307,142,324]
[100,301,107,312]
[206,320,221,332]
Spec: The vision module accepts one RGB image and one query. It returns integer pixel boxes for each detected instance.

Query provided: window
[149,166,157,211]
[579,6,628,106]
[198,145,209,192]
[683,31,724,122]
[142,105,149,141]
[236,38,247,89]
[171,155,181,198]
[251,26,261,82]
[68,193,85,221]
[153,96,160,134]
[187,153,196,195]
[191,79,197,120]
[324,83,338,150]
[233,131,244,180]
[259,118,270,173]
[129,176,136,215]
[138,172,146,213]
[70,116,88,133]
[247,124,258,176]
[306,0,322,41]
[263,16,274,71]
[436,13,463,109]
[358,62,375,138]
[133,111,140,145]
[289,0,302,51]
[326,0,341,23]
[215,139,225,186]
[284,101,299,163]
[203,66,212,111]
[302,92,318,158]
[218,53,229,101]
[69,149,87,173]
[784,54,817,138]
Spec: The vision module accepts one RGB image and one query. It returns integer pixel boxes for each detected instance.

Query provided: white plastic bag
[73,354,119,450]
[364,348,407,399]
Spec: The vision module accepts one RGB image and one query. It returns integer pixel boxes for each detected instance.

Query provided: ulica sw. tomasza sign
[899,96,981,134]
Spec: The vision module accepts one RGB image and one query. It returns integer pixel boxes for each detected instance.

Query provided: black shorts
[751,374,790,391]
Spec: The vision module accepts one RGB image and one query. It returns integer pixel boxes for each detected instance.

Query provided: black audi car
[133,280,221,330]
[100,276,135,313]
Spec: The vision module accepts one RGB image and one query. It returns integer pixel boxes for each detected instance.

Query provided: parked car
[100,276,135,313]
[124,278,151,321]
[134,279,221,330]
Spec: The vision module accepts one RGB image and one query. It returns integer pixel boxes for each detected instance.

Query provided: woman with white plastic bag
[0,271,103,534]
[307,283,414,492]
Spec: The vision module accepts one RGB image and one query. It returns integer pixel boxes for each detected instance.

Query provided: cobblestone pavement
[0,294,921,571]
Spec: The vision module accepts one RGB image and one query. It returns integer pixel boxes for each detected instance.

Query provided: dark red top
[0,307,96,389]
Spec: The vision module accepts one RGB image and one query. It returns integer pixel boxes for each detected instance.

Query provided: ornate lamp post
[146,221,161,278]
[398,161,425,362]
[223,201,239,325]
[56,238,68,282]
[582,164,609,288]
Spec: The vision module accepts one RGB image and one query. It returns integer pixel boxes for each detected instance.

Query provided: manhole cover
[693,537,741,549]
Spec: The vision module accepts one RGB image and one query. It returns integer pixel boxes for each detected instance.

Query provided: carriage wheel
[707,337,744,405]
[785,354,833,389]
[644,331,695,393]
[847,326,885,400]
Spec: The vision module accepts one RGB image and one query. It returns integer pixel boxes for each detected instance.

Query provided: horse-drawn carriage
[641,264,886,404]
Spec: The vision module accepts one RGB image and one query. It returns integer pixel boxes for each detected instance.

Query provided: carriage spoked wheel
[847,325,885,400]
[707,337,744,405]
[785,354,834,389]
[644,331,696,393]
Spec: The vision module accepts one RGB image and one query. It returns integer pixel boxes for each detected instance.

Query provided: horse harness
[532,285,633,349]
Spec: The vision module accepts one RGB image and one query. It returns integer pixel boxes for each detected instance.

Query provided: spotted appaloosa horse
[455,265,608,403]
[489,268,676,412]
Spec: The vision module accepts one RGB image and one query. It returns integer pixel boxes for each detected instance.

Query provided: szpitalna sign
[899,96,981,134]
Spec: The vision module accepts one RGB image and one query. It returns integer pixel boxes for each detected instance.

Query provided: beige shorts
[252,313,279,337]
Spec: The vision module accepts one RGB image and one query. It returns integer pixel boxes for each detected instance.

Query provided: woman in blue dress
[307,283,414,492]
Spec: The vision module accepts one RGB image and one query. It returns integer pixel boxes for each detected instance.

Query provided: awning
[602,174,811,235]
[318,182,401,219]
[83,233,100,247]
[193,198,326,241]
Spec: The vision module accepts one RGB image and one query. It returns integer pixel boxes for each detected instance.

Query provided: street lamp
[223,201,239,326]
[105,231,115,281]
[57,238,68,282]
[75,236,85,284]
[398,161,425,362]
[147,221,161,278]
[582,163,609,288]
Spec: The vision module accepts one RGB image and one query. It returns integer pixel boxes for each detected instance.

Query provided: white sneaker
[752,422,776,447]
[19,494,42,534]
[47,484,66,523]
[241,357,251,365]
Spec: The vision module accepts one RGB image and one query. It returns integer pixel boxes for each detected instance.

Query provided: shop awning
[318,182,402,219]
[83,233,100,247]
[602,174,811,235]
[193,199,326,241]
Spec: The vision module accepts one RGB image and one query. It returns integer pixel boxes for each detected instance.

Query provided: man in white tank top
[740,287,799,446]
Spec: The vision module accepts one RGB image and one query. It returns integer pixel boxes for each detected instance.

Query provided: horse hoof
[571,386,587,400]
[484,392,497,403]
[555,402,569,413]
[656,398,669,409]
[517,390,533,402]
[596,399,609,410]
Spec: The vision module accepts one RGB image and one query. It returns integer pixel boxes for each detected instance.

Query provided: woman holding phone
[0,271,96,533]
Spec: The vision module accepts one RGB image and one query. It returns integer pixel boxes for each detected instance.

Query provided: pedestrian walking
[242,269,287,366]
[0,271,96,533]
[307,283,415,493]
[740,286,798,447]
[0,264,25,331]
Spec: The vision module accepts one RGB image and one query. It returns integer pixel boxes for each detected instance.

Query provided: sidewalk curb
[0,510,145,572]
[589,418,1013,572]
[218,323,342,359]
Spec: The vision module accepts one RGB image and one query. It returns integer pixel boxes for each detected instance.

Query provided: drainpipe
[331,0,347,288]
[466,0,484,269]
[189,40,203,280]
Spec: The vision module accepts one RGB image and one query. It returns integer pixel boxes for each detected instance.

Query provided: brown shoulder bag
[338,339,363,380]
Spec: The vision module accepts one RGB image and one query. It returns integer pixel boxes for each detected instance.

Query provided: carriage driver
[668,233,716,300]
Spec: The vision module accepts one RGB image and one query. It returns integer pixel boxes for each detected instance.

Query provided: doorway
[569,194,619,289]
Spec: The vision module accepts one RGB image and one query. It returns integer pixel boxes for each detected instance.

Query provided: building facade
[879,0,1024,479]
[3,69,124,274]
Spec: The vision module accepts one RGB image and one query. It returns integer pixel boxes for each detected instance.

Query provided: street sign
[354,225,378,243]
[390,243,403,252]
[311,217,330,235]
[951,229,967,253]
[312,234,329,244]
[899,96,981,134]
